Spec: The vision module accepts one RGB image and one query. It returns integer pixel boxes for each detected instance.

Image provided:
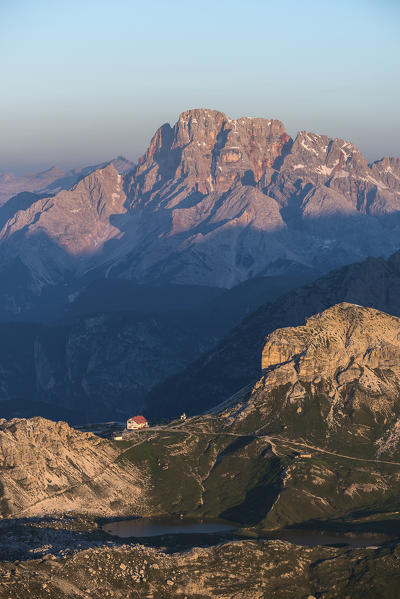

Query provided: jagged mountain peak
[70,161,120,190]
[174,107,286,138]
[131,108,289,205]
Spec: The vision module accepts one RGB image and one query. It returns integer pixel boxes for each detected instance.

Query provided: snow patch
[358,176,388,190]
[316,165,332,176]
[340,147,351,160]
[301,138,319,155]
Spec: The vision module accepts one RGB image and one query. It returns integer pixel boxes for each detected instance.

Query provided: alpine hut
[126,415,149,430]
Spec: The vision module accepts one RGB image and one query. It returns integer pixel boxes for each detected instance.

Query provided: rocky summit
[229,303,400,455]
[0,156,133,206]
[0,109,400,317]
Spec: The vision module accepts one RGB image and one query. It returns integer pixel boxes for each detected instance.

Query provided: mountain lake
[102,518,398,548]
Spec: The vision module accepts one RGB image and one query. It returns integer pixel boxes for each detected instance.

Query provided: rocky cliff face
[0,417,148,517]
[131,109,288,202]
[261,303,400,379]
[0,109,399,316]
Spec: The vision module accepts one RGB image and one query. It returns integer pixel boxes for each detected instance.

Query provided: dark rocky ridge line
[145,249,400,418]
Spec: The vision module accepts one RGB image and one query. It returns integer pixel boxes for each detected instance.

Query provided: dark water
[103,518,396,547]
[103,518,236,538]
[268,529,395,548]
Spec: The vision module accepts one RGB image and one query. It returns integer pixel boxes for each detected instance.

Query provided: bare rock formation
[0,417,148,517]
[261,302,400,380]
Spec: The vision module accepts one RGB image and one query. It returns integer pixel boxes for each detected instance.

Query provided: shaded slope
[0,271,314,423]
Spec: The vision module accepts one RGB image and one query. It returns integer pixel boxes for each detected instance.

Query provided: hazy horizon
[1,0,399,174]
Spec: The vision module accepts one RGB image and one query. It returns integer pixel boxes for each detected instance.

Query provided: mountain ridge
[145,249,400,418]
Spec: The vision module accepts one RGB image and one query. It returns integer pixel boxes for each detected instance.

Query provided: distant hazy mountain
[115,109,400,285]
[0,109,399,318]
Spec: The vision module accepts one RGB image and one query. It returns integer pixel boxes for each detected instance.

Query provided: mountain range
[1,107,400,422]
[0,109,399,319]
[3,104,400,596]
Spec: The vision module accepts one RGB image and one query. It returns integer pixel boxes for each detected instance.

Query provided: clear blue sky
[1,0,399,173]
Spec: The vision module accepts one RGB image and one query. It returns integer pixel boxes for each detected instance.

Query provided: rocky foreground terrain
[0,109,399,318]
[3,304,400,596]
[1,533,400,598]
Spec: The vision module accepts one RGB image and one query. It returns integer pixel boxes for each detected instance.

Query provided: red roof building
[126,415,149,430]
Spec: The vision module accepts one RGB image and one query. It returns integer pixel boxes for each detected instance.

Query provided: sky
[0,0,399,173]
